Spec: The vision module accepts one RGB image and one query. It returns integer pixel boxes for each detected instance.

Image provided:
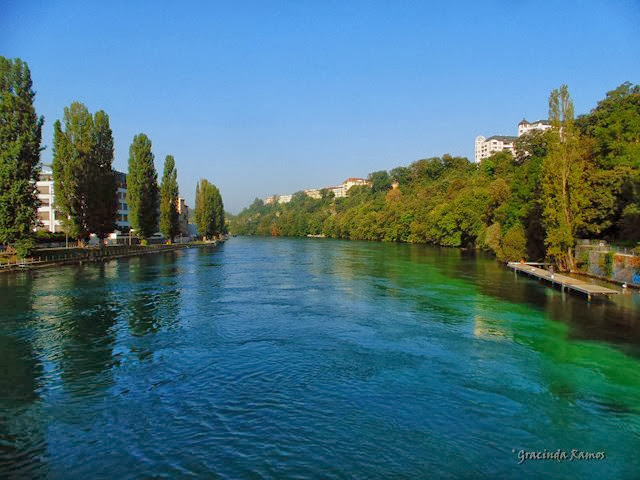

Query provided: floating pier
[507,262,619,301]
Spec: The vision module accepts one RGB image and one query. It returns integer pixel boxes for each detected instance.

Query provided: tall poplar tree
[127,134,159,238]
[0,57,43,245]
[86,110,116,239]
[52,102,94,240]
[541,85,589,271]
[159,155,179,240]
[52,103,116,241]
[195,178,225,239]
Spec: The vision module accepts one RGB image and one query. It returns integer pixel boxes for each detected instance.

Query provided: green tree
[86,110,116,239]
[195,179,225,239]
[52,102,95,241]
[368,170,391,193]
[159,155,179,240]
[541,85,589,271]
[0,57,43,245]
[127,134,159,238]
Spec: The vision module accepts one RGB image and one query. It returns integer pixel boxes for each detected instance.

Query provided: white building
[475,118,551,162]
[35,169,61,232]
[263,177,370,205]
[304,188,322,199]
[474,135,517,163]
[518,118,551,137]
[325,178,370,198]
[36,167,130,233]
[114,171,129,230]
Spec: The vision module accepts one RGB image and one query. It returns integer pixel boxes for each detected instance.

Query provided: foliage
[159,155,180,240]
[195,178,225,239]
[502,224,527,262]
[229,83,640,271]
[0,57,43,244]
[127,133,159,238]
[13,237,35,259]
[541,85,589,271]
[87,110,117,239]
[52,102,116,240]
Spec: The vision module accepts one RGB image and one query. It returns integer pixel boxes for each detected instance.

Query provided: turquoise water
[1,237,640,479]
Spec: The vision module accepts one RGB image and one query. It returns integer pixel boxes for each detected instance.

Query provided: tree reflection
[127,253,180,338]
[0,277,47,479]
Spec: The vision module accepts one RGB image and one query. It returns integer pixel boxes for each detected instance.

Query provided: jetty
[507,262,619,301]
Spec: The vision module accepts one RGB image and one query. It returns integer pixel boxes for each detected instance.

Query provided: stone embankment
[0,241,221,274]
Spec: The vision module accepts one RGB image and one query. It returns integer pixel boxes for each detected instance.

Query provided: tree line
[0,57,225,254]
[230,83,640,271]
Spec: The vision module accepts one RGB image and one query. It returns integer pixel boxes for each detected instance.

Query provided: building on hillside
[35,166,130,233]
[262,177,370,205]
[474,135,518,163]
[263,194,292,205]
[475,118,551,163]
[325,177,370,198]
[518,118,551,137]
[304,189,322,199]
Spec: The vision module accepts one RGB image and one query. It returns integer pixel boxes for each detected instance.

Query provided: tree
[127,134,159,238]
[86,110,116,239]
[52,103,116,241]
[541,85,589,271]
[159,155,180,240]
[195,178,225,239]
[52,102,94,241]
[368,170,391,193]
[0,57,43,245]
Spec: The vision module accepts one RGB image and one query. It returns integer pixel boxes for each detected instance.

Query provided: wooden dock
[507,262,619,301]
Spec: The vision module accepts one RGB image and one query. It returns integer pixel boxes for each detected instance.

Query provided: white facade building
[35,169,61,232]
[263,178,370,205]
[474,135,518,163]
[518,118,551,137]
[36,167,130,233]
[475,118,551,163]
[114,171,129,230]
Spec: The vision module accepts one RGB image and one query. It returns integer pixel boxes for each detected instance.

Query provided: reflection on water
[0,238,639,479]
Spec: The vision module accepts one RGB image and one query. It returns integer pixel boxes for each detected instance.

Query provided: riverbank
[0,240,222,274]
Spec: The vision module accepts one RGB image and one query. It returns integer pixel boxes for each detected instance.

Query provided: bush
[13,238,36,259]
[604,251,615,276]
[502,224,527,262]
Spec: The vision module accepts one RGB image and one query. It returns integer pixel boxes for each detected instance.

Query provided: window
[37,185,50,194]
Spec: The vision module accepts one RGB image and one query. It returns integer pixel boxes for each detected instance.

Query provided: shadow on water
[126,253,181,338]
[50,264,119,394]
[0,275,48,479]
[326,241,640,357]
[463,254,640,357]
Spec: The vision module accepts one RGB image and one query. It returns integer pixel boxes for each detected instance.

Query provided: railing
[1,244,190,269]
[576,239,640,256]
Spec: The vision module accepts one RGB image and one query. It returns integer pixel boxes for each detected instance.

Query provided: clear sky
[2,1,639,213]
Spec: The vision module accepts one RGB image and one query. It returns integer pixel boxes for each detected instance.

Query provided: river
[1,237,640,479]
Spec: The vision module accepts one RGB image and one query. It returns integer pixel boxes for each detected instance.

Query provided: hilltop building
[263,177,370,205]
[474,118,551,163]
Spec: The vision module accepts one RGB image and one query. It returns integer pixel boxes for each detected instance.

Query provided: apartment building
[263,177,370,205]
[475,118,551,163]
[36,167,130,232]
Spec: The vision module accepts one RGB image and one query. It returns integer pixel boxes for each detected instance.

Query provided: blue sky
[2,1,639,213]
